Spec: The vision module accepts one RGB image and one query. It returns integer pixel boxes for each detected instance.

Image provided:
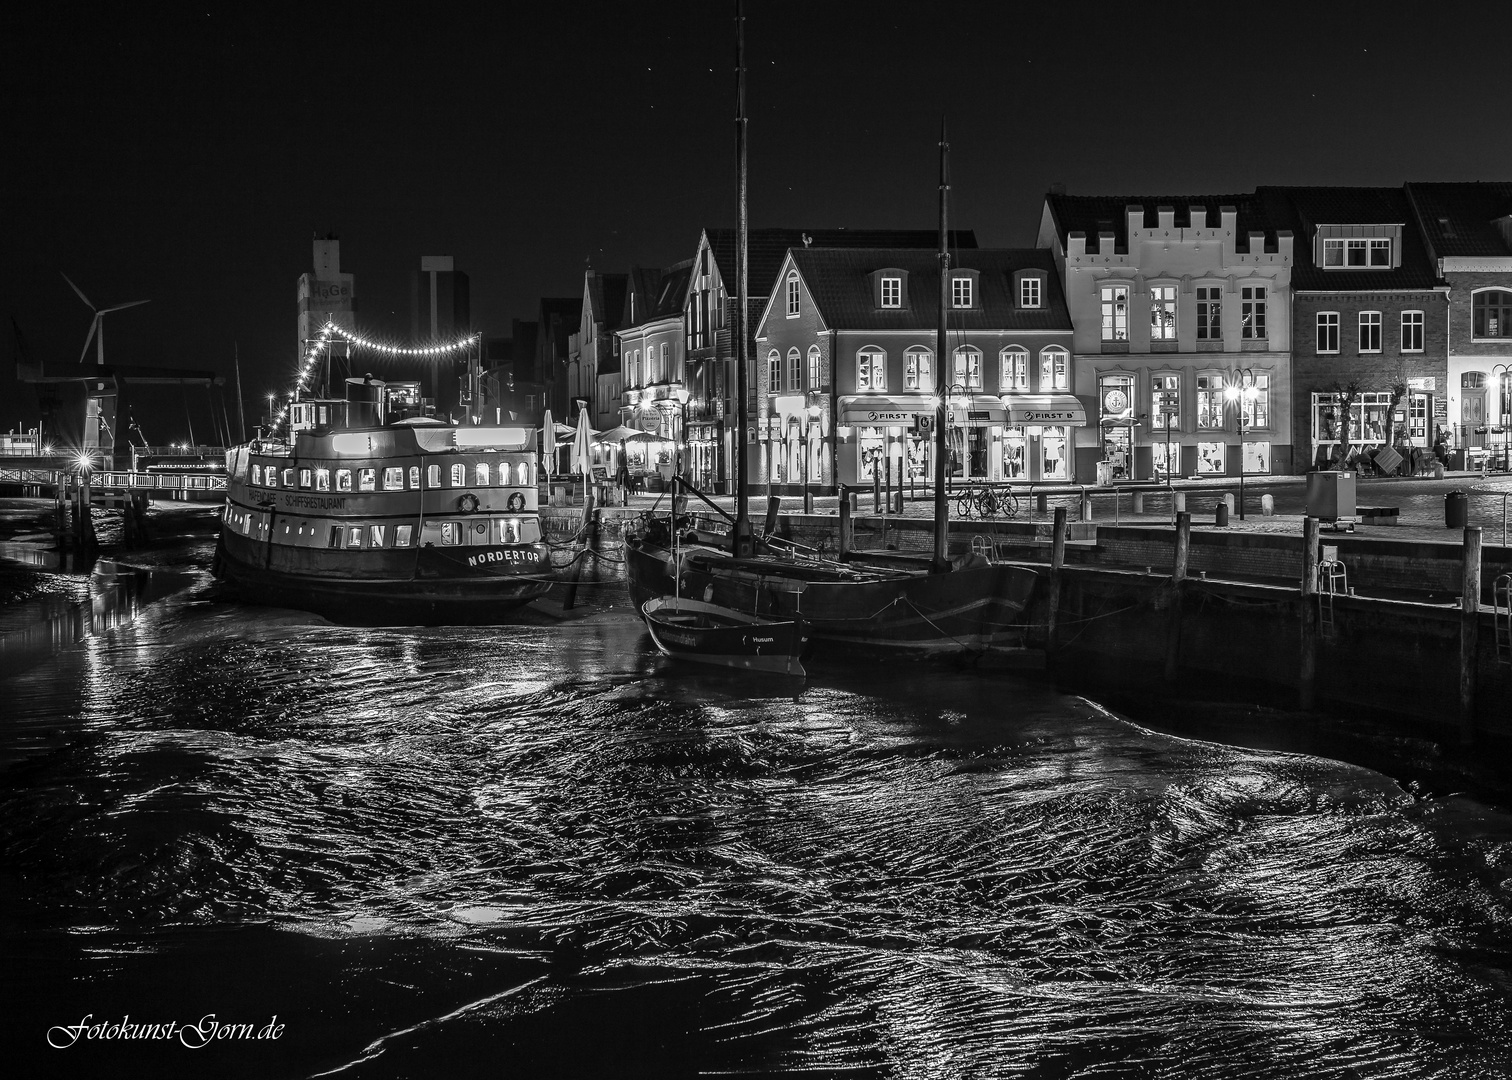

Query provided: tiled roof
[1405,182,1512,259]
[651,260,694,320]
[1044,193,1282,251]
[706,228,977,301]
[598,274,628,332]
[621,267,664,328]
[1258,186,1444,291]
[782,248,1070,333]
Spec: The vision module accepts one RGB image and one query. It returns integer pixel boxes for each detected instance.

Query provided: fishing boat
[642,595,808,676]
[624,13,1039,655]
[214,368,553,624]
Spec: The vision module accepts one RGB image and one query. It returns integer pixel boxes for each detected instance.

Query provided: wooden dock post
[562,492,598,611]
[838,485,852,556]
[1300,516,1319,711]
[764,495,782,538]
[1044,505,1068,653]
[1461,525,1483,745]
[1163,511,1189,681]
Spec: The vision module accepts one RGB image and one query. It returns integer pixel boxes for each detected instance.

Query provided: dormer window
[951,276,974,308]
[1020,276,1042,308]
[1322,237,1391,268]
[881,276,901,308]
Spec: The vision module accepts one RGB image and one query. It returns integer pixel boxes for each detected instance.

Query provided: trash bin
[1215,502,1229,527]
[1096,460,1113,486]
[1445,490,1468,528]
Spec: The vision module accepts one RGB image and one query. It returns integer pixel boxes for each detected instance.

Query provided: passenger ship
[214,377,553,623]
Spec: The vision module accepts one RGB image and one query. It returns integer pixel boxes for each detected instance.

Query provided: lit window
[281,468,295,487]
[265,469,277,489]
[1244,374,1271,428]
[786,271,800,317]
[370,525,386,547]
[1401,311,1424,352]
[450,463,465,487]
[336,469,352,491]
[1000,347,1028,391]
[1150,286,1177,340]
[1474,290,1512,338]
[1152,373,1180,429]
[498,518,522,544]
[298,468,312,489]
[1317,312,1339,353]
[1040,347,1068,391]
[383,467,404,489]
[439,522,460,546]
[426,464,440,488]
[251,464,261,485]
[1323,239,1344,266]
[951,277,973,308]
[497,462,512,485]
[767,350,780,392]
[808,345,821,390]
[1360,311,1382,353]
[953,347,982,390]
[346,526,364,548]
[1241,287,1266,339]
[857,347,886,391]
[1101,286,1129,341]
[517,461,531,485]
[1020,276,1041,308]
[1197,287,1221,340]
[881,277,901,308]
[359,468,376,491]
[475,462,490,486]
[408,466,419,488]
[1196,375,1225,429]
[1196,441,1226,474]
[904,347,931,391]
[315,468,330,491]
[395,525,413,547]
[787,347,801,392]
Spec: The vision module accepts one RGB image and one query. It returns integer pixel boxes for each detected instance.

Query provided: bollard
[1173,491,1186,513]
[1261,493,1275,516]
[1215,502,1229,527]
[838,486,853,556]
[1461,527,1482,745]
[1222,492,1235,513]
[1079,488,1092,522]
[1133,491,1145,514]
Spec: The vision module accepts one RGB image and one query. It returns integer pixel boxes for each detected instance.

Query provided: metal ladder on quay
[1495,574,1511,666]
[1317,545,1347,634]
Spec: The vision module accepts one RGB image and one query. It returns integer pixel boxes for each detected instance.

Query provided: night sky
[4,2,1507,442]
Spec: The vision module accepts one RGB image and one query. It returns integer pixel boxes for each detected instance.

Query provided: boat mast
[932,119,951,571]
[732,0,753,557]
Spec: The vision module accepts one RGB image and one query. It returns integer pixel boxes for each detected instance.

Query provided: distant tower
[411,255,471,340]
[296,235,357,354]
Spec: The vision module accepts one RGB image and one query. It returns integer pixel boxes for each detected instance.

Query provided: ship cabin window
[496,462,511,485]
[282,468,295,487]
[315,469,330,491]
[450,463,465,487]
[408,466,419,489]
[336,469,353,492]
[359,468,376,492]
[370,525,386,547]
[517,461,531,485]
[265,469,277,488]
[498,518,521,544]
[439,521,461,546]
[328,526,341,548]
[475,462,490,486]
[427,464,440,488]
[251,464,261,485]
[346,526,364,548]
[298,468,312,489]
[395,524,414,547]
[383,467,404,490]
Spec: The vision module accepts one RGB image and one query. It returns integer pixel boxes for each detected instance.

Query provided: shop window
[1243,442,1271,475]
[1002,427,1027,478]
[1152,441,1178,480]
[1151,373,1180,430]
[1197,441,1226,474]
[1000,347,1028,391]
[1041,426,1068,480]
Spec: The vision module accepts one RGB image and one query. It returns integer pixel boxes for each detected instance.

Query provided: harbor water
[2,505,1512,1078]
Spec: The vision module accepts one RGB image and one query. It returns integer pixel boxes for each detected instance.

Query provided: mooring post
[764,494,782,539]
[1163,511,1190,681]
[838,485,852,556]
[1079,487,1092,522]
[1300,516,1319,711]
[1044,505,1068,653]
[1460,525,1483,745]
[562,493,598,611]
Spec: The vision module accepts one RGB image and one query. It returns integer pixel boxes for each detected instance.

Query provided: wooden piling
[1300,516,1319,711]
[562,492,598,611]
[1044,505,1068,653]
[838,486,852,556]
[1163,511,1189,681]
[764,494,782,538]
[1461,525,1482,744]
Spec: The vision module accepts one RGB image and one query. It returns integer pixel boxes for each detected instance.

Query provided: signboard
[859,410,916,424]
[1408,377,1436,392]
[1017,409,1082,423]
[917,414,934,434]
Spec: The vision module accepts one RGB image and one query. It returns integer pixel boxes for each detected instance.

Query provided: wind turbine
[61,271,150,366]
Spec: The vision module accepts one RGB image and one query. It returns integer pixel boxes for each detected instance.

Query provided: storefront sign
[858,410,916,424]
[1408,378,1436,392]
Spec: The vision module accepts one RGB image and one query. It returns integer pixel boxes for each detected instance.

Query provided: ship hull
[641,596,808,676]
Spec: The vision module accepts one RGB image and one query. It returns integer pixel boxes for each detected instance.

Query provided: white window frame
[1149,285,1177,340]
[1196,374,1225,430]
[787,347,802,393]
[1359,311,1382,353]
[1196,286,1221,340]
[1401,310,1424,353]
[904,347,931,391]
[1241,286,1266,340]
[1039,347,1068,391]
[952,346,982,390]
[1000,347,1028,391]
[1370,238,1391,266]
[807,345,821,390]
[951,276,973,309]
[1317,312,1340,354]
[786,271,800,317]
[766,350,781,393]
[880,277,901,308]
[1020,276,1041,309]
[857,347,885,392]
[1151,372,1180,430]
[1101,286,1129,341]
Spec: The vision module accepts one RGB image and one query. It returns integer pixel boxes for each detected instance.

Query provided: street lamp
[1224,369,1257,520]
[1493,363,1512,473]
[803,401,820,513]
[673,386,690,483]
[266,392,276,432]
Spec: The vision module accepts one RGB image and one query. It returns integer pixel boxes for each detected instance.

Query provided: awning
[1003,393,1089,426]
[839,395,934,426]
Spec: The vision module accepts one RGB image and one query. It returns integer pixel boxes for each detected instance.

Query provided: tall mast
[932,119,951,571]
[732,0,752,556]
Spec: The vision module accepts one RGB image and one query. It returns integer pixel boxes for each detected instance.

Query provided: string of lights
[268,321,480,436]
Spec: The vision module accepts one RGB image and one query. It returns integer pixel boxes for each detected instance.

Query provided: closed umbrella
[571,408,594,481]
[540,407,553,487]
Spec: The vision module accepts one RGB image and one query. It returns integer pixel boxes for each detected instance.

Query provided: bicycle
[954,483,1019,519]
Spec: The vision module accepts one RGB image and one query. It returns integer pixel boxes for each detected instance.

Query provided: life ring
[507,492,525,511]
[458,492,480,513]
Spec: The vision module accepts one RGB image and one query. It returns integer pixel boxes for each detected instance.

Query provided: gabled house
[615,261,693,487]
[754,247,1072,493]
[1038,195,1294,481]
[1405,182,1512,465]
[1258,186,1448,470]
[565,270,627,431]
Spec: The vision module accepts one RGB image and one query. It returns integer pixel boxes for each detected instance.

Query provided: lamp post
[944,382,968,491]
[1493,363,1512,473]
[1224,368,1257,520]
[803,401,820,513]
[673,386,690,483]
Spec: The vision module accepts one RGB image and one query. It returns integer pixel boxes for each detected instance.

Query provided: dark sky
[4,2,1508,442]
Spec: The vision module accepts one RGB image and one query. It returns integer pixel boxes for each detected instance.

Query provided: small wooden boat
[641,595,808,676]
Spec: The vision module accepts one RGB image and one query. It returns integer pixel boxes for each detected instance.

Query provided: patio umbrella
[593,424,642,443]
[571,408,594,480]
[541,408,553,486]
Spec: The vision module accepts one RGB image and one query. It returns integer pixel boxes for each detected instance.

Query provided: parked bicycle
[953,483,1020,520]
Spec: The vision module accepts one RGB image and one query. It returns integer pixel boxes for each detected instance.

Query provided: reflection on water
[2,583,1511,1080]
[0,560,148,674]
